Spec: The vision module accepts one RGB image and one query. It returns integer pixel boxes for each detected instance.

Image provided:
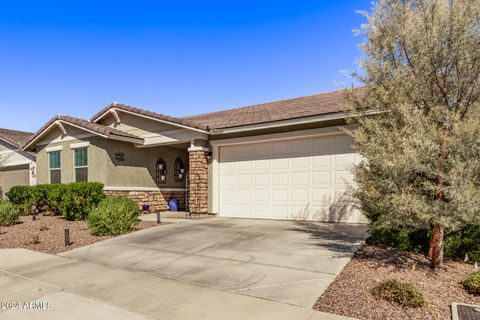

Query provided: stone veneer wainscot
[104,189,186,212]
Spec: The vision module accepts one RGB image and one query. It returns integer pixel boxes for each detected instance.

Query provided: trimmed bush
[6,185,34,214]
[371,279,426,308]
[59,182,105,220]
[87,196,140,236]
[0,201,21,226]
[6,182,105,220]
[464,270,480,295]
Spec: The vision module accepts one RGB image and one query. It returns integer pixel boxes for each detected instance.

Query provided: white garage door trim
[210,126,365,223]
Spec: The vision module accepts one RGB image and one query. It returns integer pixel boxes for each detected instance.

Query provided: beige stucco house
[0,128,36,198]
[23,90,367,223]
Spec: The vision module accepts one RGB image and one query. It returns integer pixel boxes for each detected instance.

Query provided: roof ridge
[181,89,347,119]
[0,127,33,135]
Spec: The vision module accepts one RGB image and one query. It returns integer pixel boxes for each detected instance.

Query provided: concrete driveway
[60,218,367,308]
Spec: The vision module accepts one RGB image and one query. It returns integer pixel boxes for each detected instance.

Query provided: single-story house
[22,90,367,223]
[0,128,36,198]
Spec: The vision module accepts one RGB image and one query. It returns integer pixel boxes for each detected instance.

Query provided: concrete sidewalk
[0,249,356,320]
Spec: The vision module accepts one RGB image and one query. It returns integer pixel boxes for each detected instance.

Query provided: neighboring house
[0,128,36,198]
[23,90,367,223]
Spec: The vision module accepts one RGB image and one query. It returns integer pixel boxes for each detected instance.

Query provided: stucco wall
[105,140,188,189]
[36,130,107,185]
[0,140,34,167]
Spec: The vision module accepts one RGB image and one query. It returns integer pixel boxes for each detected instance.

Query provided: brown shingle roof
[0,128,33,148]
[91,103,208,131]
[23,115,143,151]
[181,90,349,130]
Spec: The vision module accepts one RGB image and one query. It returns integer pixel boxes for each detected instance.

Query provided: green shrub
[371,279,426,308]
[60,182,105,220]
[367,222,480,262]
[367,227,431,254]
[6,185,34,214]
[6,182,105,220]
[87,196,140,236]
[464,270,480,295]
[444,226,480,262]
[0,201,21,226]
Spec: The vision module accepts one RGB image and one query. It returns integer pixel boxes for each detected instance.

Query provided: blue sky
[0,1,369,132]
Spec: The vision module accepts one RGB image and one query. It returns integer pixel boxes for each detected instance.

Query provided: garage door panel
[218,134,365,223]
[291,157,309,169]
[271,206,288,218]
[291,172,309,185]
[237,205,253,217]
[237,161,252,172]
[254,159,270,170]
[290,189,309,203]
[221,175,236,187]
[220,162,235,173]
[312,171,331,186]
[253,205,270,218]
[221,189,237,202]
[272,189,288,202]
[237,189,252,202]
[254,189,270,202]
[334,153,355,167]
[237,174,252,186]
[254,174,270,186]
[334,171,353,185]
[272,173,288,186]
[221,204,236,216]
[312,155,331,168]
[272,158,289,169]
[311,188,331,204]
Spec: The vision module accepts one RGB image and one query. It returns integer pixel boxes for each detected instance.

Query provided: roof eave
[208,109,382,134]
[92,106,209,134]
[22,119,143,152]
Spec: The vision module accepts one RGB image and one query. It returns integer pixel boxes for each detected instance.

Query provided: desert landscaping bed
[314,245,480,320]
[0,215,159,254]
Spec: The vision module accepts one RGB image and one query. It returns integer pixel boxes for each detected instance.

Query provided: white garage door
[218,134,366,223]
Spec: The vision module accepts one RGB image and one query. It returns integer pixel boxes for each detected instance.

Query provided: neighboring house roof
[23,115,143,151]
[182,90,349,130]
[0,128,33,149]
[91,103,209,131]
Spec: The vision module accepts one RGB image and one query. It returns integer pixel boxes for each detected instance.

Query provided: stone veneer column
[188,147,209,213]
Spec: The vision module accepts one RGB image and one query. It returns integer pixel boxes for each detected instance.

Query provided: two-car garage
[215,131,366,223]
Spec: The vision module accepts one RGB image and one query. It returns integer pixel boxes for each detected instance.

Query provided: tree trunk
[430,126,448,269]
[429,223,444,269]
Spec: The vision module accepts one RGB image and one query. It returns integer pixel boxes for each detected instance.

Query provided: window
[74,147,88,182]
[174,158,185,182]
[156,159,167,184]
[49,151,61,184]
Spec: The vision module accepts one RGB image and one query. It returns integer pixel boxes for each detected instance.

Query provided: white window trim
[70,142,90,149]
[46,145,63,152]
[73,147,88,182]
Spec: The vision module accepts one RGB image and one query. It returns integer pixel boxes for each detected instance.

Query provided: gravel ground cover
[0,215,159,254]
[314,245,480,320]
